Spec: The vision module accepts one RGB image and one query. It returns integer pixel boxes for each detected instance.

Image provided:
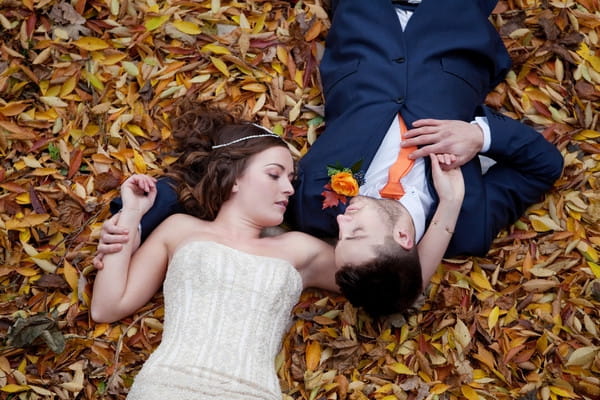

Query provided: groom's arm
[444,108,563,257]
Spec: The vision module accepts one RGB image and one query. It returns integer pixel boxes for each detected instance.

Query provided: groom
[285,0,563,314]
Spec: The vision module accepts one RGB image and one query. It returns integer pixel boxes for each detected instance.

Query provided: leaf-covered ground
[1,0,599,399]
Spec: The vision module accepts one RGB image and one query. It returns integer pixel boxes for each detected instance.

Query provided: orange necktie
[379,114,416,200]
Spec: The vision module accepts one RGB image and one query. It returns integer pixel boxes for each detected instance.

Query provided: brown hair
[335,236,422,317]
[166,102,287,221]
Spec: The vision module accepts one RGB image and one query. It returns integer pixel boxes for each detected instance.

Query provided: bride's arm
[285,232,339,292]
[417,155,465,287]
[91,175,169,323]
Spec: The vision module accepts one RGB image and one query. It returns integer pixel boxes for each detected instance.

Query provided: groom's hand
[402,119,484,170]
[92,213,140,270]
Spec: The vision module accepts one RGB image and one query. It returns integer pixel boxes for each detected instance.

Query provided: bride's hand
[430,154,464,205]
[120,174,158,215]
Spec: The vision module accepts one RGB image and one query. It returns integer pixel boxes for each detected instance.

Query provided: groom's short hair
[335,236,422,317]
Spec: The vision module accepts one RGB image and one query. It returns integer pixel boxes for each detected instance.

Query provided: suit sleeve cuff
[471,116,491,153]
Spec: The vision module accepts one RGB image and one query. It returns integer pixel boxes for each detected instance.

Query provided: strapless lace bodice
[126,241,303,400]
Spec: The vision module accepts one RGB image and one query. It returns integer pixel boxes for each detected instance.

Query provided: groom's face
[334,196,392,267]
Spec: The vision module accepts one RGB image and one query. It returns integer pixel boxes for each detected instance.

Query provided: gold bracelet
[432,220,454,234]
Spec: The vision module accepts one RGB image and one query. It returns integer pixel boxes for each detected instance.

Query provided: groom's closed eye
[345,228,367,241]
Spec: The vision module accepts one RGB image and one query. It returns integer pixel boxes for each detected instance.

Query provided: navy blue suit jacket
[286,0,563,257]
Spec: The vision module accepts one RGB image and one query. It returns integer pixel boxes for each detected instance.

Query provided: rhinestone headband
[211,124,280,149]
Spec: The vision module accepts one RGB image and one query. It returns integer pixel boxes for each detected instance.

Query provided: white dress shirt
[359,6,492,242]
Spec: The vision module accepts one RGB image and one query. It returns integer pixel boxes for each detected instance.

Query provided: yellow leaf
[549,386,577,398]
[375,383,393,393]
[84,71,105,91]
[578,42,600,72]
[210,56,230,77]
[92,323,109,338]
[126,124,148,137]
[172,20,202,35]
[241,83,267,92]
[133,150,147,174]
[15,267,39,277]
[145,15,170,31]
[488,306,500,329]
[201,43,231,55]
[431,383,450,394]
[63,260,79,292]
[252,13,265,34]
[1,384,29,393]
[60,75,78,97]
[305,341,321,371]
[573,129,600,140]
[470,264,492,291]
[460,385,480,400]
[6,214,50,230]
[530,214,562,232]
[272,61,283,75]
[577,241,599,262]
[73,37,110,51]
[276,46,288,64]
[588,261,600,278]
[101,53,127,65]
[16,192,30,204]
[294,70,304,88]
[389,362,415,375]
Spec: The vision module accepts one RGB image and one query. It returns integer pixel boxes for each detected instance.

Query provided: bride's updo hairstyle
[167,101,287,221]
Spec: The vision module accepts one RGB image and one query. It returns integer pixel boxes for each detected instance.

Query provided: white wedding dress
[126,241,303,400]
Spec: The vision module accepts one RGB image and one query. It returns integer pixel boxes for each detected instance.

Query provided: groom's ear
[392,220,414,250]
[232,181,239,193]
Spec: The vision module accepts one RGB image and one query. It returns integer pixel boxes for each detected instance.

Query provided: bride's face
[231,146,295,226]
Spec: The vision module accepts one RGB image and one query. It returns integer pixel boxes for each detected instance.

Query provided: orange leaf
[304,19,322,41]
[305,341,321,371]
[0,101,29,116]
[321,189,347,209]
[68,148,83,179]
[522,250,533,279]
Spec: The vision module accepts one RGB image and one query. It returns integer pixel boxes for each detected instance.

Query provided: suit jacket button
[394,57,405,63]
[395,97,405,104]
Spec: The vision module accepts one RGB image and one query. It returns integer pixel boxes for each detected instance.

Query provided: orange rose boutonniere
[321,161,364,209]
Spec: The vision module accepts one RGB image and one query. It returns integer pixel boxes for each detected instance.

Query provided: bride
[90,103,338,399]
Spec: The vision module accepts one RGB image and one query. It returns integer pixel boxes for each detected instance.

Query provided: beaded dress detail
[126,241,303,400]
